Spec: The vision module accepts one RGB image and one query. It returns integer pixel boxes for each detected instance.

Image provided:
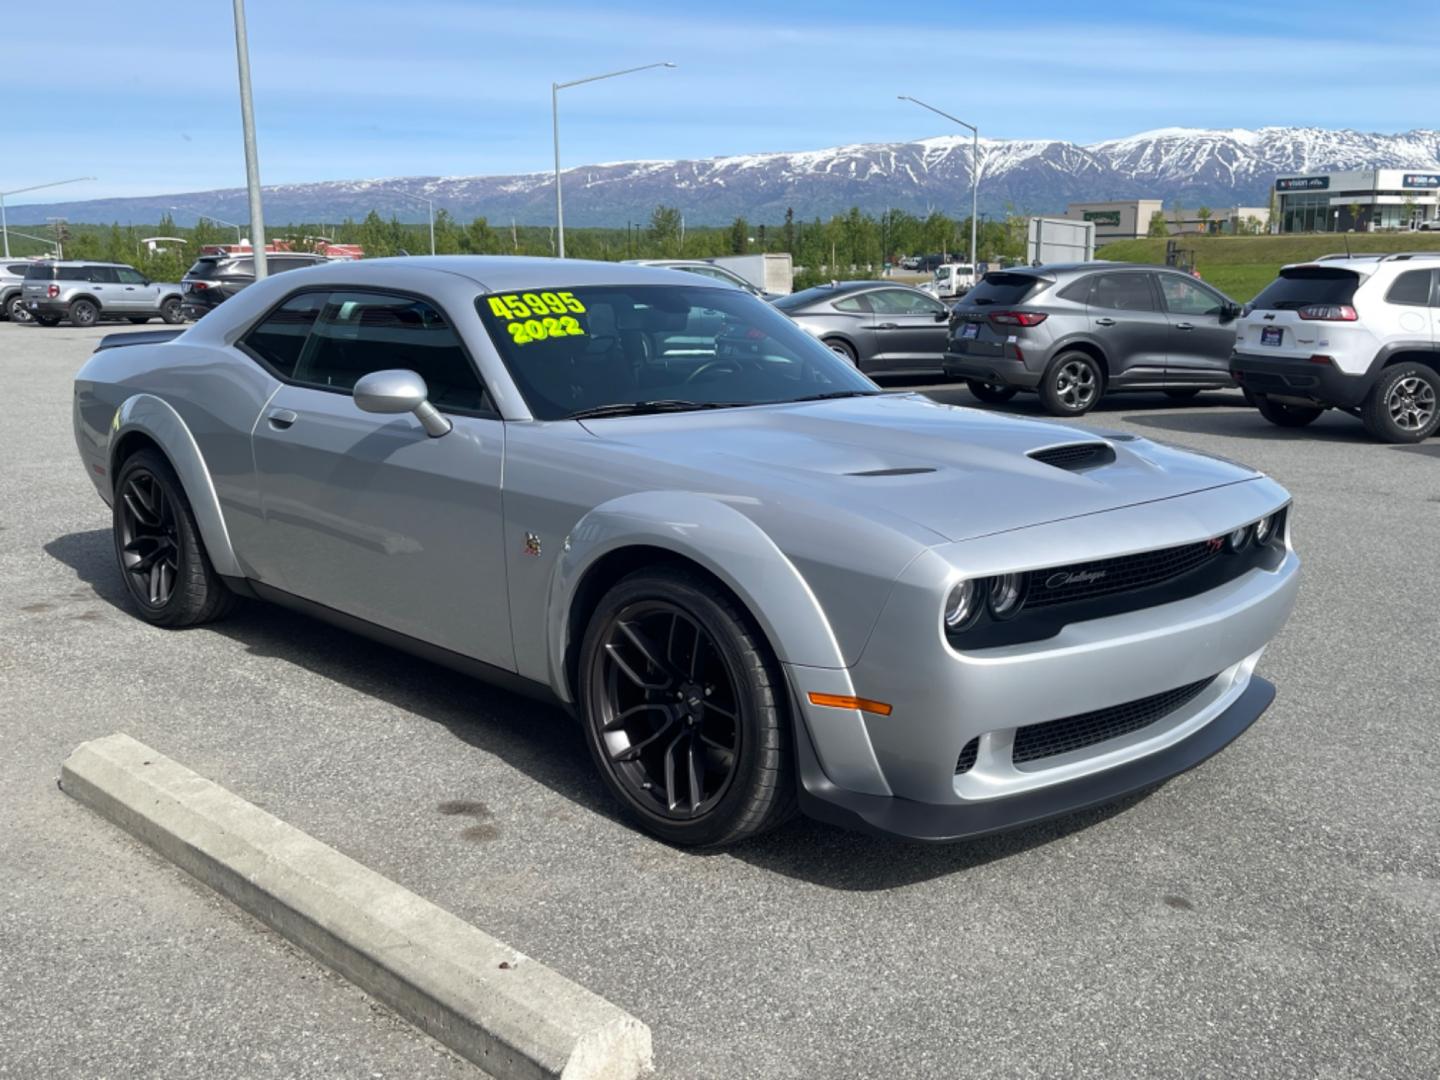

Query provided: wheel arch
[108,393,241,577]
[1050,337,1110,380]
[1378,347,1440,377]
[68,292,101,310]
[544,492,848,705]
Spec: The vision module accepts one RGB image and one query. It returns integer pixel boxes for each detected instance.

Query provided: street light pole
[552,61,675,259]
[0,177,96,259]
[232,0,268,279]
[388,190,436,255]
[898,95,979,274]
[171,206,244,246]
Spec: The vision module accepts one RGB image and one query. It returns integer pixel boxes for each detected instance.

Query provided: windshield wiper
[787,390,881,403]
[565,399,743,420]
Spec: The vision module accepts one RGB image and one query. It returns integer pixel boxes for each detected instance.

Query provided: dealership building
[1275,169,1440,232]
[1062,200,1270,244]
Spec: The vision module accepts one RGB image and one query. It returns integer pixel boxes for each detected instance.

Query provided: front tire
[1361,363,1440,443]
[578,567,796,847]
[4,294,31,324]
[824,338,858,367]
[1254,394,1323,429]
[69,299,98,327]
[966,380,1018,403]
[1039,351,1103,416]
[112,450,236,627]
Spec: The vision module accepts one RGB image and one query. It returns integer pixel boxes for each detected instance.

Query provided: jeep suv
[1230,254,1440,442]
[20,261,183,327]
[2,260,37,323]
[944,262,1243,415]
[180,251,328,319]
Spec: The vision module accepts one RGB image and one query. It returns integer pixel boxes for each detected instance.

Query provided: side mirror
[934,309,950,321]
[1220,302,1241,321]
[353,369,451,438]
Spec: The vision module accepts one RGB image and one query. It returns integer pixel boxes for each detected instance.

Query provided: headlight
[1226,525,1251,552]
[988,573,1028,619]
[1253,514,1275,545]
[944,580,982,631]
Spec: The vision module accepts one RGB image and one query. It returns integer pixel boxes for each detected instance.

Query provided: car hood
[579,393,1259,544]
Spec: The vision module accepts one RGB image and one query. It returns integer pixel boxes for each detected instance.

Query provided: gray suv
[944,262,1242,415]
[20,261,184,327]
[2,260,37,323]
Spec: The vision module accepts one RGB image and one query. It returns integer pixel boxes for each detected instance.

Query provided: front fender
[109,394,241,577]
[544,491,850,699]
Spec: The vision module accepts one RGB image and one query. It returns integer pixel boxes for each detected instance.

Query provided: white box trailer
[707,253,794,295]
[1026,217,1095,265]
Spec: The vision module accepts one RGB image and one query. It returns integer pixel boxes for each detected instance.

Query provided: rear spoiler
[94,329,186,352]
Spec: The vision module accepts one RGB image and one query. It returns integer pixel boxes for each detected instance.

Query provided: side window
[115,267,147,285]
[869,289,945,316]
[1058,276,1094,304]
[1158,275,1226,315]
[59,266,93,282]
[270,257,317,273]
[241,291,327,378]
[294,291,491,413]
[90,267,119,284]
[832,294,870,313]
[1385,270,1433,307]
[1090,273,1157,312]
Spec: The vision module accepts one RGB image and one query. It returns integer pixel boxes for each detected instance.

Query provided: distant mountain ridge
[10,126,1440,228]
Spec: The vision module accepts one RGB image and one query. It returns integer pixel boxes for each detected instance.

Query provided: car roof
[255,255,733,293]
[30,260,132,267]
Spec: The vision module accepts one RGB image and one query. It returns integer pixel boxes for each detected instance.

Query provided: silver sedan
[71,257,1299,846]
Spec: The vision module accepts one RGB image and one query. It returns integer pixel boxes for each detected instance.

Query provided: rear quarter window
[1385,269,1434,307]
[24,264,55,280]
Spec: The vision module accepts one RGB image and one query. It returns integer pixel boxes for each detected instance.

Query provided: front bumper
[795,676,1273,841]
[788,478,1299,841]
[1230,350,1372,409]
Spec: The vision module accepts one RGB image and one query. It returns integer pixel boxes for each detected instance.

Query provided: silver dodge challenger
[72,257,1300,847]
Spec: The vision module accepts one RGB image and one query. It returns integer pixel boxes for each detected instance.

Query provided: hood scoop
[846,466,937,477]
[1028,442,1116,472]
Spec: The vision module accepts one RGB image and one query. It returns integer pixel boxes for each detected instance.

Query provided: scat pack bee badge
[484,291,587,346]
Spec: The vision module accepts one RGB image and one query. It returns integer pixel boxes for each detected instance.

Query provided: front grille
[1025,541,1223,609]
[954,737,979,775]
[1012,677,1215,764]
[1029,443,1116,471]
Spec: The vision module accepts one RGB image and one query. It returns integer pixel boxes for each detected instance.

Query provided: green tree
[1196,206,1212,233]
[461,216,498,254]
[1147,210,1168,237]
[432,209,460,253]
[729,216,749,254]
[649,205,682,256]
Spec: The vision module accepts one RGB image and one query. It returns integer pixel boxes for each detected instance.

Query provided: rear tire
[1039,351,1103,416]
[160,297,184,324]
[1361,363,1440,443]
[824,338,858,367]
[1254,394,1324,429]
[112,449,236,627]
[578,566,796,847]
[966,380,1018,404]
[69,299,98,327]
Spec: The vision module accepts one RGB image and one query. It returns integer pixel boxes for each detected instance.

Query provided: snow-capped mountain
[11,126,1440,227]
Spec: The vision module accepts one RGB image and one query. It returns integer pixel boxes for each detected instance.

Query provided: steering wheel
[683,358,744,385]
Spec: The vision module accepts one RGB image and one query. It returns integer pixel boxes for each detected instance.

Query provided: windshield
[1249,267,1360,310]
[476,284,877,420]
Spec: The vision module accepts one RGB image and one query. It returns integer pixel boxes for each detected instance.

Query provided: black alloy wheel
[825,338,858,366]
[69,299,98,327]
[116,467,181,608]
[580,568,795,846]
[111,449,236,627]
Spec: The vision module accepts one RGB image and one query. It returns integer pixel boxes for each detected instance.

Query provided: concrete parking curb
[60,733,652,1080]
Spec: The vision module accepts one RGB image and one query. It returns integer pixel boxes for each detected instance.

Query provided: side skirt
[222,575,569,714]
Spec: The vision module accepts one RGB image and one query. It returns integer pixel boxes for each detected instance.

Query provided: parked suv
[20,261,183,327]
[944,262,1242,415]
[2,260,37,323]
[180,251,328,319]
[1230,254,1440,443]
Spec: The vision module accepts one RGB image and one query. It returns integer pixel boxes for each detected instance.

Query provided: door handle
[1094,316,1117,326]
[876,322,899,329]
[1175,322,1195,331]
[266,408,298,430]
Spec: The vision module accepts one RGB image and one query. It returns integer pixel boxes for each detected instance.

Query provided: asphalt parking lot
[2,320,1437,1079]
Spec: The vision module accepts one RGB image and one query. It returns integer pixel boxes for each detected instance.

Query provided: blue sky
[6,0,1439,203]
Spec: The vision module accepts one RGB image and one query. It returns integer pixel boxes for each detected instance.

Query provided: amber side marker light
[808,692,893,717]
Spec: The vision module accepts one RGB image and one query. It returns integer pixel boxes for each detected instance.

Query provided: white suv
[1230,253,1440,442]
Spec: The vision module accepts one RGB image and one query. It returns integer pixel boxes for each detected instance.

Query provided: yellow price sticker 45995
[486,291,586,320]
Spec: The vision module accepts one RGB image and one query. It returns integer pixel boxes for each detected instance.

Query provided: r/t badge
[523,532,542,558]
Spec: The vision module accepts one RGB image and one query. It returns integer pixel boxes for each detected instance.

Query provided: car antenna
[1343,234,1351,258]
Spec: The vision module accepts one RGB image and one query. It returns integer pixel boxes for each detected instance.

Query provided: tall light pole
[232,0,268,279]
[898,95,979,274]
[170,205,244,246]
[552,61,675,259]
[0,177,96,259]
[388,190,436,255]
